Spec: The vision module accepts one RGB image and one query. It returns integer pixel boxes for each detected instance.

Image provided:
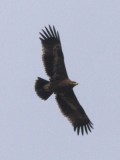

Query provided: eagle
[35,25,93,135]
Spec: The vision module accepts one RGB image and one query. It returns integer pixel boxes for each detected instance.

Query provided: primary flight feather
[35,25,93,135]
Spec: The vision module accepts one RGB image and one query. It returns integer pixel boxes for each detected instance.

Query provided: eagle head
[70,81,78,87]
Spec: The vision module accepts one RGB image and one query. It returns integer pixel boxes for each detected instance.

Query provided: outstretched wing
[40,25,68,80]
[56,89,93,135]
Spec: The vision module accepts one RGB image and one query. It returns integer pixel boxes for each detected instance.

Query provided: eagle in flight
[35,25,93,135]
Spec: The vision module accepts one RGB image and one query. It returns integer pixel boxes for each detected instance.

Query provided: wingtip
[74,126,76,131]
[73,121,94,136]
[39,25,60,41]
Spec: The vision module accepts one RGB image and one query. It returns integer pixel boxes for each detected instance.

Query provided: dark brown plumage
[35,25,93,135]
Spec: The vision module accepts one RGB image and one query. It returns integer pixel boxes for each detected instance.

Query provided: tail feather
[35,77,52,100]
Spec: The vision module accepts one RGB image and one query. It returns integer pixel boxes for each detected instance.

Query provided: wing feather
[49,25,55,37]
[42,29,50,39]
[53,26,58,38]
[40,32,47,40]
[56,89,93,135]
[45,26,53,37]
[39,25,68,80]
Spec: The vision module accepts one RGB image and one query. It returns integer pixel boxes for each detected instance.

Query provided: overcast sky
[0,0,120,160]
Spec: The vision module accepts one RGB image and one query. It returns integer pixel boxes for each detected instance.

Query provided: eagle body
[48,79,77,93]
[35,25,93,135]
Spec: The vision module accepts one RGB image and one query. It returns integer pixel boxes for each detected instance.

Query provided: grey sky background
[0,0,120,159]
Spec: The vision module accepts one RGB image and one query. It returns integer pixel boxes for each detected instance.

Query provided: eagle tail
[35,77,53,100]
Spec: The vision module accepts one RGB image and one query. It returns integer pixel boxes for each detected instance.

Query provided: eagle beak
[75,82,78,86]
[73,82,78,86]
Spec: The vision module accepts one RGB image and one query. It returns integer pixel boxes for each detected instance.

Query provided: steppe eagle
[35,25,93,135]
